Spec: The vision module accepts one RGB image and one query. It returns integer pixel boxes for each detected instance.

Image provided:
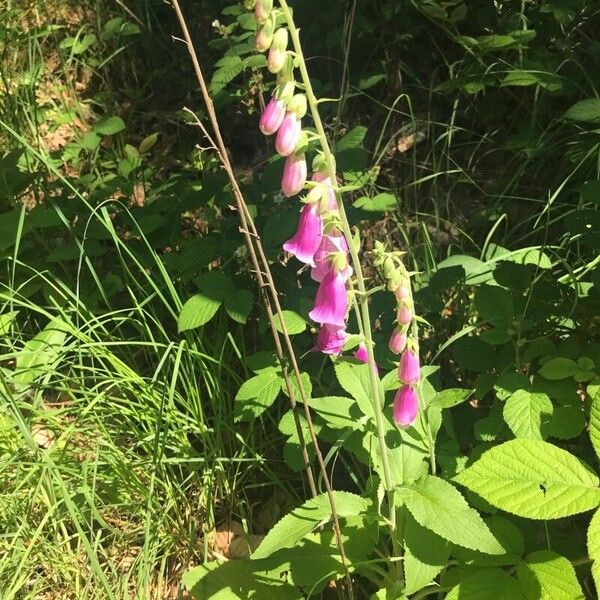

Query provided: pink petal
[275,113,301,156]
[398,349,420,384]
[283,203,323,266]
[309,267,348,328]
[281,153,307,197]
[393,385,419,427]
[259,97,286,135]
[314,324,347,355]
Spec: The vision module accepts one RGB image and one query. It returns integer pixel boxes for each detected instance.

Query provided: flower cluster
[250,0,354,356]
[373,242,420,428]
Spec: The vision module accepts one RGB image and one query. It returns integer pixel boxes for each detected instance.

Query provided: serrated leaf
[564,98,600,122]
[224,289,254,324]
[445,568,525,600]
[178,294,221,332]
[252,491,368,559]
[210,62,243,94]
[503,390,553,439]
[516,550,584,599]
[539,357,578,380]
[334,361,375,418]
[353,192,397,212]
[273,310,307,335]
[234,367,282,421]
[404,511,449,594]
[588,508,600,596]
[307,396,359,429]
[429,388,473,409]
[396,475,504,555]
[588,384,600,461]
[546,405,585,440]
[454,439,600,519]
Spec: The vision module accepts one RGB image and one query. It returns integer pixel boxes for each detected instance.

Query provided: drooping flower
[281,153,307,197]
[393,385,419,427]
[275,112,301,156]
[311,232,351,283]
[354,342,379,373]
[268,28,288,73]
[315,324,347,356]
[388,328,407,354]
[259,97,286,135]
[309,266,348,328]
[397,304,412,326]
[283,202,323,265]
[398,348,420,384]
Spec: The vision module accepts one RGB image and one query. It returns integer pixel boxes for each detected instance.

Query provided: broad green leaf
[546,405,585,440]
[538,357,578,380]
[334,361,375,418]
[502,390,553,439]
[475,285,514,326]
[336,126,367,152]
[252,491,368,559]
[501,70,539,87]
[183,560,301,600]
[94,116,125,135]
[0,310,18,336]
[210,62,243,94]
[445,568,525,600]
[273,310,307,335]
[404,511,449,594]
[282,372,312,403]
[234,367,281,421]
[138,132,158,153]
[396,475,504,554]
[224,290,254,324]
[454,439,600,519]
[429,388,473,409]
[564,98,600,122]
[589,384,600,461]
[588,508,600,596]
[516,550,584,599]
[307,396,360,429]
[494,373,530,400]
[178,293,221,332]
[353,192,397,212]
[15,319,68,385]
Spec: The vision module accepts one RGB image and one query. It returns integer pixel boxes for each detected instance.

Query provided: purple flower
[309,266,348,328]
[354,342,379,374]
[398,349,420,384]
[393,385,419,428]
[315,324,347,355]
[283,202,323,265]
[259,97,286,135]
[275,112,301,156]
[388,328,407,354]
[311,232,351,283]
[281,153,307,197]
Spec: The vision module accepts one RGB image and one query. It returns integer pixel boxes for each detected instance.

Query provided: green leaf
[589,384,600,461]
[546,405,585,440]
[251,491,368,559]
[138,132,159,153]
[0,311,18,336]
[282,372,312,403]
[404,511,450,595]
[588,508,600,597]
[210,62,244,94]
[429,388,473,409]
[334,360,375,418]
[516,550,584,599]
[15,319,68,385]
[564,98,600,122]
[94,116,126,135]
[307,396,360,429]
[396,475,504,555]
[475,285,514,326]
[501,70,539,87]
[454,439,600,519]
[503,390,553,440]
[178,294,221,332]
[336,126,367,152]
[234,367,281,421]
[538,357,579,380]
[273,310,307,335]
[445,568,525,600]
[224,290,254,324]
[183,560,301,600]
[353,192,397,213]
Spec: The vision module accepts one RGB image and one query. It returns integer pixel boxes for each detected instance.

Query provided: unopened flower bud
[275,112,301,156]
[383,257,395,279]
[255,18,274,52]
[259,96,286,135]
[397,304,412,326]
[398,349,420,384]
[389,328,407,354]
[276,55,295,85]
[287,93,307,118]
[396,285,410,301]
[393,385,419,428]
[281,152,307,197]
[268,28,288,73]
[312,153,328,173]
[254,0,273,24]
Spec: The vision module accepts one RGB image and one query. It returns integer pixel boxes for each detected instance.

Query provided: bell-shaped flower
[283,202,323,265]
[398,348,420,384]
[311,232,351,282]
[259,97,286,135]
[354,343,379,374]
[388,328,407,354]
[281,153,307,197]
[309,266,348,328]
[393,385,419,428]
[315,324,347,356]
[397,304,412,326]
[275,112,301,156]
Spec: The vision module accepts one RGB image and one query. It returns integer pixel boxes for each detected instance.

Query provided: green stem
[277,0,399,562]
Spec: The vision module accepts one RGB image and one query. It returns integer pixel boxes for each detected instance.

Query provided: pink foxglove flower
[398,349,420,384]
[397,304,412,326]
[388,328,407,354]
[309,267,348,328]
[259,97,286,135]
[311,232,351,283]
[315,324,347,356]
[283,202,323,265]
[255,21,274,52]
[307,171,337,211]
[281,153,307,197]
[396,285,410,301]
[275,112,301,156]
[393,385,419,428]
[354,343,379,374]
